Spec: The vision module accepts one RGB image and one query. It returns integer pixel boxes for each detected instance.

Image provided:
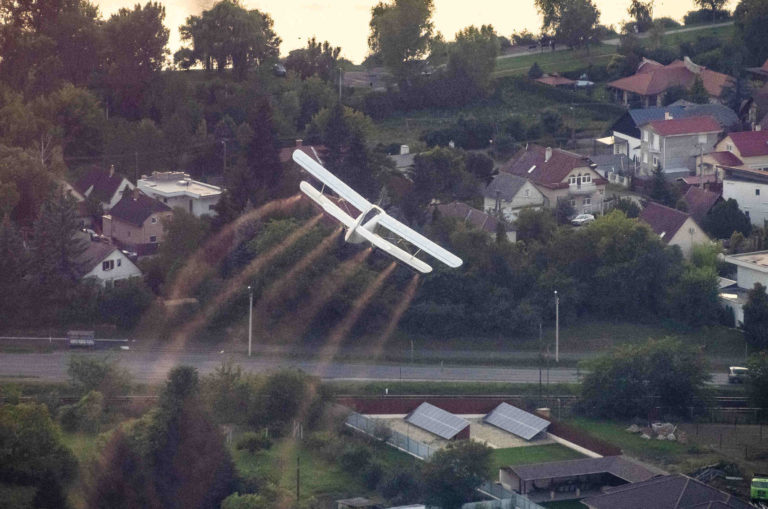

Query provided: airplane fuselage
[345,206,384,244]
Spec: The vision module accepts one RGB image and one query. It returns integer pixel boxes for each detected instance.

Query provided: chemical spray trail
[370,273,421,360]
[168,195,302,300]
[318,261,397,362]
[165,214,323,349]
[274,248,372,341]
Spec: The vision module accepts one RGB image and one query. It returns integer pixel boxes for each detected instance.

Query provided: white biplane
[293,150,462,274]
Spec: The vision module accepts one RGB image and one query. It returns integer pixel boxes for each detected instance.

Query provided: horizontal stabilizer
[293,150,371,213]
[377,215,463,268]
[299,181,355,227]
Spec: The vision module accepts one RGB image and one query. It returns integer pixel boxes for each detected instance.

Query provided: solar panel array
[405,402,469,440]
[483,402,549,440]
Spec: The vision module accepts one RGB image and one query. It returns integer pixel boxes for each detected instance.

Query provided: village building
[607,57,731,108]
[102,189,173,255]
[483,172,545,221]
[137,171,222,217]
[501,145,605,215]
[73,166,135,211]
[638,202,711,259]
[637,116,721,178]
[74,233,142,286]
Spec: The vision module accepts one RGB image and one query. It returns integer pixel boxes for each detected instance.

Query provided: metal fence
[473,482,545,509]
[345,411,436,459]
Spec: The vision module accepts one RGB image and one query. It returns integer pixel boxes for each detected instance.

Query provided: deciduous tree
[284,37,341,81]
[447,25,500,96]
[368,0,434,83]
[743,282,768,349]
[734,0,768,66]
[535,0,601,49]
[628,0,654,32]
[422,440,493,509]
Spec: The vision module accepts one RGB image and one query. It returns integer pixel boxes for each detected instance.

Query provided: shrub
[235,432,273,454]
[362,461,385,489]
[683,9,731,25]
[656,17,681,29]
[528,62,544,79]
[339,444,372,472]
[58,390,105,433]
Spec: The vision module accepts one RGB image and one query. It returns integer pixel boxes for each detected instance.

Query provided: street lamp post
[554,290,559,363]
[247,285,253,357]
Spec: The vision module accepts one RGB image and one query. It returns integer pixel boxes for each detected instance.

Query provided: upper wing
[354,226,433,274]
[299,181,355,227]
[377,214,463,268]
[293,150,371,213]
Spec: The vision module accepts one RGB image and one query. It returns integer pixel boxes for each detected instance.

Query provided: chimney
[665,112,673,120]
[400,145,410,155]
[109,164,115,177]
[295,139,303,147]
[545,147,552,163]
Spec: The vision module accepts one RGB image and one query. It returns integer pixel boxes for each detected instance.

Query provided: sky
[93,0,737,64]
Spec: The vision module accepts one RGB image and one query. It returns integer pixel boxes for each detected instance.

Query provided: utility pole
[247,285,253,357]
[554,291,560,362]
[296,455,300,502]
[338,67,343,102]
[221,139,228,172]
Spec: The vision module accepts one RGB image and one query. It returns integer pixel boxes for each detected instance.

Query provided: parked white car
[571,213,595,226]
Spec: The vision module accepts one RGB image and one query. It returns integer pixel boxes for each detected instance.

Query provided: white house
[483,172,545,221]
[638,115,721,177]
[720,251,768,325]
[137,171,222,217]
[75,236,142,286]
[721,165,768,226]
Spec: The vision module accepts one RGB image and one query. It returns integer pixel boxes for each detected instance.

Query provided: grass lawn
[490,444,584,471]
[231,437,415,502]
[653,23,735,48]
[494,44,618,78]
[567,418,721,472]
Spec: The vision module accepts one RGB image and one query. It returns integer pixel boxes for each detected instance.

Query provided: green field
[490,444,585,471]
[653,23,735,48]
[494,44,618,78]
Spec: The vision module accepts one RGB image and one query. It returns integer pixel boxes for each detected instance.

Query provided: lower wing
[300,181,355,227]
[354,225,433,274]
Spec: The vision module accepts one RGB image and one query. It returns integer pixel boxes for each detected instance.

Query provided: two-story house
[638,115,721,177]
[502,145,605,214]
[608,103,738,161]
[431,202,516,242]
[638,201,711,259]
[713,130,768,170]
[137,171,222,217]
[73,166,135,211]
[483,172,545,221]
[102,189,173,255]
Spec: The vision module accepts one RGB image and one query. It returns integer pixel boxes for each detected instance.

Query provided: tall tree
[176,0,280,79]
[734,0,768,66]
[0,145,57,226]
[0,219,29,323]
[702,198,751,239]
[535,0,601,49]
[628,0,654,32]
[284,37,341,81]
[101,1,169,117]
[695,0,727,22]
[368,0,434,83]
[447,25,500,96]
[743,282,768,350]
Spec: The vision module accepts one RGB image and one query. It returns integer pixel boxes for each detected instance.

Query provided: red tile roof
[683,186,721,224]
[646,116,721,136]
[608,58,731,98]
[639,201,691,242]
[500,145,595,188]
[707,151,743,166]
[727,130,768,157]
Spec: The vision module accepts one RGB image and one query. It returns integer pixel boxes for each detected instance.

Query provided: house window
[652,134,660,151]
[150,235,157,243]
[209,204,215,210]
[569,199,576,207]
[151,217,157,224]
[102,260,114,271]
[643,130,649,142]
[757,189,761,196]
[652,156,659,167]
[117,259,122,267]
[569,175,577,185]
[643,153,648,164]
[524,189,530,197]
[583,174,591,183]
[163,198,167,203]
[583,197,591,205]
[726,143,733,152]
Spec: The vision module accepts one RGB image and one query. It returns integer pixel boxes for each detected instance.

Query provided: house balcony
[568,182,596,195]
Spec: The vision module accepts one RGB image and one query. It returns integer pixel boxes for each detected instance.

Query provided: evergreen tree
[649,165,675,207]
[0,218,29,322]
[322,102,350,171]
[30,192,87,316]
[687,76,709,104]
[743,282,768,350]
[702,198,751,239]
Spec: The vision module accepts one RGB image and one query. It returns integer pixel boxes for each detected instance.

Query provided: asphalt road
[0,351,731,385]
